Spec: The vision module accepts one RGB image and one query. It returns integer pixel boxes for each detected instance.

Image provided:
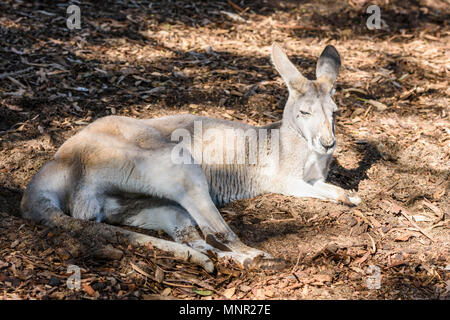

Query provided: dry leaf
[239,284,251,292]
[223,287,236,299]
[394,234,413,242]
[367,99,388,111]
[264,287,275,297]
[82,283,97,297]
[155,267,164,283]
[255,288,265,299]
[5,103,23,111]
[312,274,332,284]
[161,287,172,296]
[354,251,371,264]
[413,215,431,222]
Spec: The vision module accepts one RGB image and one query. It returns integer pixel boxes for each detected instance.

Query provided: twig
[288,208,301,220]
[0,67,34,79]
[161,281,194,289]
[423,200,445,221]
[430,221,449,230]
[227,0,244,12]
[367,233,376,253]
[6,76,27,89]
[261,218,296,224]
[290,247,303,273]
[363,105,372,118]
[220,10,246,22]
[172,273,218,294]
[130,261,155,280]
[130,262,195,289]
[383,200,435,242]
[274,23,329,31]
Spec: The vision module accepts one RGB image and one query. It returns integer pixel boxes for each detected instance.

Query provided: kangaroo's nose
[320,139,335,151]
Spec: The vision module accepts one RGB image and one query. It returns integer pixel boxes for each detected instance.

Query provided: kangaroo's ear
[271,43,307,93]
[316,45,341,91]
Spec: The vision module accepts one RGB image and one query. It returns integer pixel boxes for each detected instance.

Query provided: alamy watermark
[64,3,381,33]
[366,265,381,289]
[66,4,81,30]
[170,120,280,166]
[66,264,81,290]
[366,5,381,30]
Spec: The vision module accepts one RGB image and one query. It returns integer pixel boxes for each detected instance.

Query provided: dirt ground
[0,0,449,300]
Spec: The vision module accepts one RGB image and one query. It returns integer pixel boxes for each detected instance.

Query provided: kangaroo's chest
[202,164,265,207]
[302,152,331,183]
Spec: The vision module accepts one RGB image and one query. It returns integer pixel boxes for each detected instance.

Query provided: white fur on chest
[302,151,331,183]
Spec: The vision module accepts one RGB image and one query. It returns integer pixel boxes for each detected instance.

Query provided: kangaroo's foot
[187,242,276,269]
[188,233,274,269]
[123,203,276,271]
[202,233,274,268]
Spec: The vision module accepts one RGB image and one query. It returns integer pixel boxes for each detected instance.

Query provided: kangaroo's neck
[279,120,332,183]
[200,117,329,205]
[202,121,283,206]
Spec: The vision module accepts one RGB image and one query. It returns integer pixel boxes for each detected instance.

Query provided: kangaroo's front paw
[347,191,361,205]
[337,189,361,206]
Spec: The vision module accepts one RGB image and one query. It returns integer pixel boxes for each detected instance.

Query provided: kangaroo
[21,43,360,272]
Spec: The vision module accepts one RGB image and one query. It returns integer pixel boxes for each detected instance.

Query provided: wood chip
[223,287,236,299]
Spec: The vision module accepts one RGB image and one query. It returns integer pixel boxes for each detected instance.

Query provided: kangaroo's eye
[299,110,311,116]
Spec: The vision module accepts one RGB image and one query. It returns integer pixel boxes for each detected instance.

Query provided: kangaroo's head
[271,43,341,155]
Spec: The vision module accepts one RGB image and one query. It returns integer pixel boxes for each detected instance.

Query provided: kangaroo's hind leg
[21,163,214,272]
[119,203,215,252]
[117,203,268,268]
[170,164,272,261]
[95,144,271,263]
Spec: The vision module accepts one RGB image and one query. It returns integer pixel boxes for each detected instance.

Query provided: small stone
[56,248,71,261]
[155,267,164,283]
[345,216,358,227]
[173,71,187,79]
[48,276,62,287]
[326,243,339,254]
[91,282,107,291]
[10,240,20,248]
[107,277,117,286]
[240,284,251,292]
[161,288,172,296]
